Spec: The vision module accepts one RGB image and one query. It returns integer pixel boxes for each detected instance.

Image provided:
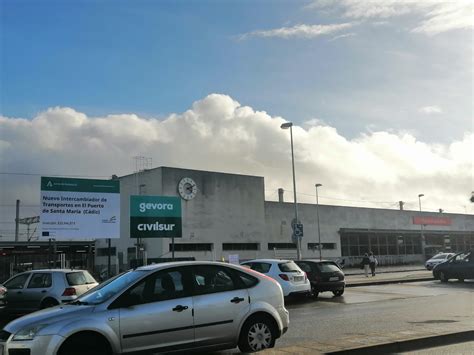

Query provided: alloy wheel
[247,322,272,351]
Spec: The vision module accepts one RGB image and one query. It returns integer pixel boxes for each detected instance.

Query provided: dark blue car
[433,250,473,282]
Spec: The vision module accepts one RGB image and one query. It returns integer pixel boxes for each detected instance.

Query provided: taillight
[279,274,289,281]
[304,272,308,281]
[62,287,77,296]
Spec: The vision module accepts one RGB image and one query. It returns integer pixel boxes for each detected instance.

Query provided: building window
[307,243,336,250]
[169,243,213,252]
[97,247,116,257]
[222,243,259,251]
[268,243,296,250]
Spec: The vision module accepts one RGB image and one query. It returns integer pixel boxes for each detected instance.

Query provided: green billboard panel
[130,196,182,238]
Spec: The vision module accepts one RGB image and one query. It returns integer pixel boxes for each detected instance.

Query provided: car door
[3,273,31,312]
[296,261,317,283]
[117,267,194,353]
[192,265,250,347]
[460,252,474,279]
[448,253,469,279]
[22,272,53,310]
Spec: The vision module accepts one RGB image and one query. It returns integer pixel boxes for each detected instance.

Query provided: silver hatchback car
[0,261,289,354]
[2,269,98,314]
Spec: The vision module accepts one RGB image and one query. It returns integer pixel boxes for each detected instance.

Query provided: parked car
[0,261,289,355]
[0,285,6,307]
[294,260,345,298]
[425,252,455,270]
[2,269,98,314]
[241,259,311,297]
[433,250,474,282]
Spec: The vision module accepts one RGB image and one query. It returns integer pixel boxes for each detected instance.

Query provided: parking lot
[2,276,473,354]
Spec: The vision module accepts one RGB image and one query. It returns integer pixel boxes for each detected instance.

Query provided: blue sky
[0,1,473,239]
[2,0,471,143]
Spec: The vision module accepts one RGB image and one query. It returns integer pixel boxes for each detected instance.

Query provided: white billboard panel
[40,177,120,239]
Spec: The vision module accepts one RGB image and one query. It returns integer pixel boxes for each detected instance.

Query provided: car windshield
[76,270,148,305]
[432,254,448,260]
[278,261,300,273]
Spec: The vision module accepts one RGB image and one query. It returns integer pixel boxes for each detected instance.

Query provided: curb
[346,277,434,287]
[344,268,426,276]
[326,330,474,354]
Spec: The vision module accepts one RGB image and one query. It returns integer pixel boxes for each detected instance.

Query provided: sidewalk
[343,264,426,276]
[345,269,433,287]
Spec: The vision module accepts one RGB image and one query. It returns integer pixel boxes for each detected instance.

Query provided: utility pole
[15,200,20,241]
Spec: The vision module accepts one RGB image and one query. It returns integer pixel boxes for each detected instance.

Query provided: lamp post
[315,184,322,260]
[281,122,301,260]
[418,194,426,259]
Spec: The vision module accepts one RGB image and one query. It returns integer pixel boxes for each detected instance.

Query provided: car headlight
[12,324,48,341]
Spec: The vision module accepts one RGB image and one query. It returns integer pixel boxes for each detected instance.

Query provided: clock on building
[178,177,197,200]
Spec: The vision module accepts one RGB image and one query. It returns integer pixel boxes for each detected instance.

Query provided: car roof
[135,260,248,271]
[241,259,292,264]
[24,269,89,273]
[296,259,337,263]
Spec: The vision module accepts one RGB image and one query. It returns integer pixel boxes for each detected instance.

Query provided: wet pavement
[264,266,474,355]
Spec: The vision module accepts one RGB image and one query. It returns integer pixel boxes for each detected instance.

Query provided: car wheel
[458,278,464,282]
[238,315,276,353]
[311,287,319,298]
[40,298,59,309]
[439,271,449,283]
[58,332,111,355]
[333,289,344,297]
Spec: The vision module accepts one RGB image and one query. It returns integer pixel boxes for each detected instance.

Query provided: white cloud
[328,32,356,42]
[0,94,472,239]
[309,0,473,35]
[419,105,443,114]
[239,23,353,40]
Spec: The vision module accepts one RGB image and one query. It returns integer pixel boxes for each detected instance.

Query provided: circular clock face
[178,177,197,200]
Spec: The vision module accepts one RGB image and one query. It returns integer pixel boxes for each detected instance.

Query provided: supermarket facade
[93,167,474,271]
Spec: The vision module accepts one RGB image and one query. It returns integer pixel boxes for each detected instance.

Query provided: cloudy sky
[1,0,473,240]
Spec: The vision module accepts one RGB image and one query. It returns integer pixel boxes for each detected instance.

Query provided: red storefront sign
[412,216,452,226]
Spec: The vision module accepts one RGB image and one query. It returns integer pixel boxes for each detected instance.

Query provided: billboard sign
[130,196,182,238]
[40,177,120,239]
[412,216,452,226]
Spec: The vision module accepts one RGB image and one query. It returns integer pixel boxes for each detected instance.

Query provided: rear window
[236,270,259,288]
[244,262,271,274]
[66,272,92,286]
[278,261,300,273]
[316,262,341,273]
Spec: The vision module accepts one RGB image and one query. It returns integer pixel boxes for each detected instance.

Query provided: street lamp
[418,194,426,258]
[281,122,301,260]
[315,184,323,261]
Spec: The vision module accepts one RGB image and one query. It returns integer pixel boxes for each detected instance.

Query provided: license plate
[329,277,339,281]
[293,276,304,282]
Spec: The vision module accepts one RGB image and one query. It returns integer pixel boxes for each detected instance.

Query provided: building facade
[95,167,474,271]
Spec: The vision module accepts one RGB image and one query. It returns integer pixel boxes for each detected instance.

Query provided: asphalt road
[1,280,472,354]
[278,280,473,349]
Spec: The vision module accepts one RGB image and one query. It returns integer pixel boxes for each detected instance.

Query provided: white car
[241,259,311,297]
[425,253,455,270]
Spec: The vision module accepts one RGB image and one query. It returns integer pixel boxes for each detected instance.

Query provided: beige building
[95,167,474,272]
